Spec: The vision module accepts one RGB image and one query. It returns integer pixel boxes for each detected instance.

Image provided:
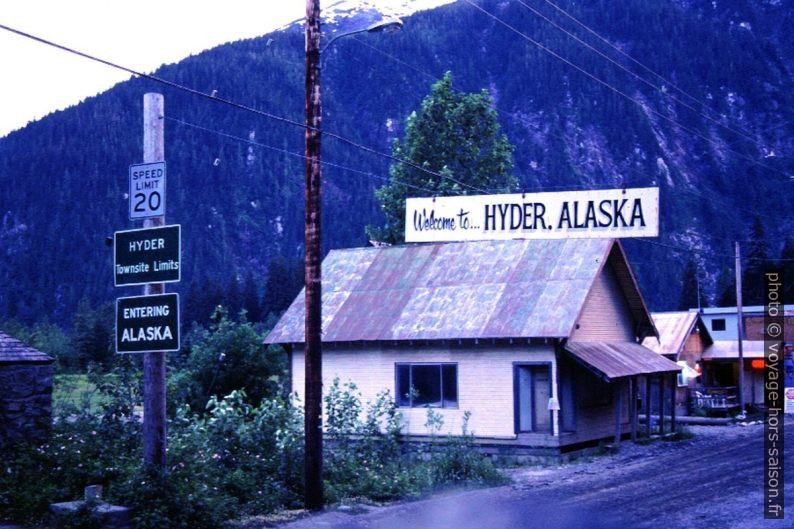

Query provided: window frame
[394,362,459,409]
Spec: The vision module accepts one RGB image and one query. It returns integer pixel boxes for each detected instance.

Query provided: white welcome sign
[405,187,659,242]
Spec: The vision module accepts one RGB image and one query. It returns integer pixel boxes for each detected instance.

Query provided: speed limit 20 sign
[129,161,166,220]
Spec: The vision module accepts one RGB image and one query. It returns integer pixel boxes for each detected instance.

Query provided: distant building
[702,340,767,407]
[695,305,794,341]
[692,305,794,408]
[266,238,680,454]
[643,311,712,414]
[0,331,55,446]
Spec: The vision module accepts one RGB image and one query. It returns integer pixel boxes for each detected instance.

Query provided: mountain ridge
[1,0,792,327]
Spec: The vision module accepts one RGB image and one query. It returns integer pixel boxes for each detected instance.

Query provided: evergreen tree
[678,257,700,310]
[226,274,242,319]
[72,300,113,368]
[184,278,202,328]
[262,256,299,318]
[780,236,794,305]
[366,71,516,244]
[241,270,262,323]
[715,267,736,307]
[742,217,770,306]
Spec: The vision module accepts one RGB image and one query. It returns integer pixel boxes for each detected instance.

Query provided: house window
[711,318,726,331]
[395,363,458,408]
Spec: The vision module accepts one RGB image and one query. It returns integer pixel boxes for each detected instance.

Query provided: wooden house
[266,238,680,454]
[702,340,766,408]
[642,311,712,414]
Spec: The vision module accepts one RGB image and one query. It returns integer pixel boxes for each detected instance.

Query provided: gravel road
[272,417,793,529]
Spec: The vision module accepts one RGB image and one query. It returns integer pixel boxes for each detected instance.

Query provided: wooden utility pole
[735,241,746,415]
[644,376,652,438]
[142,93,167,471]
[304,0,324,510]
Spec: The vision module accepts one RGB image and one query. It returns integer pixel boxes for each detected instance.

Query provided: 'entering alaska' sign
[404,187,659,243]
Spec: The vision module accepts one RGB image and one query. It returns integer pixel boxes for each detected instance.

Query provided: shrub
[170,308,286,412]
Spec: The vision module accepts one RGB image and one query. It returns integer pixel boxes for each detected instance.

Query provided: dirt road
[274,418,793,529]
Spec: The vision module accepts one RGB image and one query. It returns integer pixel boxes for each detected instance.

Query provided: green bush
[169,308,287,412]
[321,378,505,503]
[2,372,503,527]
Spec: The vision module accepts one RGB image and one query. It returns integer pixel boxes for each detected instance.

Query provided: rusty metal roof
[267,238,656,344]
[702,340,766,360]
[565,341,681,381]
[0,332,54,364]
[642,311,712,357]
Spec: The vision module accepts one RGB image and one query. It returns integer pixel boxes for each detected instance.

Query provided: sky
[0,0,453,138]
[0,1,308,137]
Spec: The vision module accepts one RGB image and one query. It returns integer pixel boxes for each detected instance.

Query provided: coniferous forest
[1,0,793,333]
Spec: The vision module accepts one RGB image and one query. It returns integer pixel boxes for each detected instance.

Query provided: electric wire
[3,22,790,255]
[537,0,754,132]
[343,36,794,225]
[515,0,764,147]
[0,22,489,195]
[461,0,791,182]
[633,237,794,262]
[164,115,440,195]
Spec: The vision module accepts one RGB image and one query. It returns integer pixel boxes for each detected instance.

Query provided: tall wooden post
[142,93,166,471]
[304,0,324,510]
[630,376,638,442]
[644,375,652,437]
[670,373,677,434]
[735,241,746,415]
[658,375,666,436]
[613,381,623,447]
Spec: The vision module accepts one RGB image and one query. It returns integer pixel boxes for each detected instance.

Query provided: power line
[537,0,750,133]
[675,186,794,224]
[633,237,794,262]
[164,115,440,195]
[515,0,764,148]
[462,0,791,182]
[0,23,488,195]
[347,29,794,224]
[347,37,658,193]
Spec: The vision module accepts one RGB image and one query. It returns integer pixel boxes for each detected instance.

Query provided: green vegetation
[2,1,792,324]
[367,71,516,244]
[52,374,108,415]
[0,311,504,529]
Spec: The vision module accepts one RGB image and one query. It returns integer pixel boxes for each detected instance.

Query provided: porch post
[658,374,666,436]
[613,380,622,447]
[630,376,638,443]
[670,373,677,434]
[644,375,652,438]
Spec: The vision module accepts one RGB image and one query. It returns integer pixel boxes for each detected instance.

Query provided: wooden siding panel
[291,344,557,438]
[570,264,635,342]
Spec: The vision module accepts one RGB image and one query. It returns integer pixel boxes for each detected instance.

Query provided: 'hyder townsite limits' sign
[116,293,180,353]
[405,187,659,243]
[114,225,180,286]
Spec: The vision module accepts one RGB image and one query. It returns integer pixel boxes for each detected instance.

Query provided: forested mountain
[1,0,793,328]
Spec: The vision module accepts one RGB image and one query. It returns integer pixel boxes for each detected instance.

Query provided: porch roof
[565,341,681,381]
[702,340,766,360]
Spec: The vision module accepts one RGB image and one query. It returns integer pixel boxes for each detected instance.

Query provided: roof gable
[0,332,54,363]
[642,311,713,357]
[265,238,654,344]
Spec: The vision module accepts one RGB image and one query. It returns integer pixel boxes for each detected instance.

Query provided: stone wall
[0,363,53,446]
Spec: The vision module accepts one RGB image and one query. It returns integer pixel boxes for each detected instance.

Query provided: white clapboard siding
[291,343,557,438]
[570,263,635,342]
